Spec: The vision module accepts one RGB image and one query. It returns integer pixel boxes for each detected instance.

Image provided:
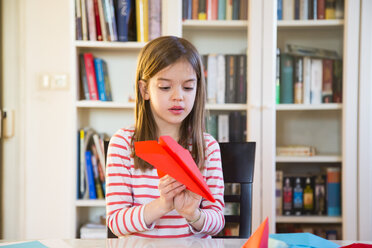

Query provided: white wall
[2,0,75,239]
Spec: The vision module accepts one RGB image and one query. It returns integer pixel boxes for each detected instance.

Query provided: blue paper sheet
[269,233,340,248]
[0,241,48,248]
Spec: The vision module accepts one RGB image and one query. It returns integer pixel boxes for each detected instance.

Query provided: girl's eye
[184,87,194,91]
[159,86,170,90]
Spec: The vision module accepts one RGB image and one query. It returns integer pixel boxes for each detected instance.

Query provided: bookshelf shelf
[76,100,135,109]
[276,155,342,163]
[75,41,146,50]
[276,216,342,224]
[76,200,106,207]
[182,20,248,30]
[206,103,247,111]
[277,19,344,29]
[276,103,342,111]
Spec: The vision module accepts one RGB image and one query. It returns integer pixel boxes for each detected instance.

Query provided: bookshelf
[261,0,359,240]
[70,0,360,240]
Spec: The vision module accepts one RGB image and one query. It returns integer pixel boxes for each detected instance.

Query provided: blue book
[277,0,283,20]
[77,131,80,199]
[116,0,131,41]
[218,0,226,20]
[327,167,341,216]
[102,60,113,101]
[94,58,107,101]
[232,0,239,20]
[85,151,97,199]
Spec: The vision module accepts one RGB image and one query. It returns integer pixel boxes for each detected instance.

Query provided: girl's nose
[172,87,183,101]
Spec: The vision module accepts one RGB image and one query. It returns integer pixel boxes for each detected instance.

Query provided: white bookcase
[261,0,360,240]
[70,0,360,239]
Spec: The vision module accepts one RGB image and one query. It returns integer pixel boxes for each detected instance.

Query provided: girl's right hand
[158,175,186,212]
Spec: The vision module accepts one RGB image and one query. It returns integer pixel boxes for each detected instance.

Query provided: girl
[106,36,225,238]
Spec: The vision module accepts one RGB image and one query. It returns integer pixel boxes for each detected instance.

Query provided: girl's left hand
[173,189,202,221]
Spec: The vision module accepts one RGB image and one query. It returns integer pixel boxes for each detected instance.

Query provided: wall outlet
[51,74,69,90]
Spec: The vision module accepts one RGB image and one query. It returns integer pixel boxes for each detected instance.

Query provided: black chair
[219,142,256,239]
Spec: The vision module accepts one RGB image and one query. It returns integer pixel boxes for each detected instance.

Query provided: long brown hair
[132,36,207,171]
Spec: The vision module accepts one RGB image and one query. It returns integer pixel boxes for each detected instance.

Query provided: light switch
[51,74,69,90]
[3,109,14,138]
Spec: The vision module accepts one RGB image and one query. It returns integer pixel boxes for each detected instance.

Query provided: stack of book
[80,223,107,239]
[276,45,342,104]
[79,53,113,101]
[182,0,248,21]
[75,0,161,42]
[206,112,246,143]
[202,54,247,104]
[77,128,109,200]
[277,0,344,20]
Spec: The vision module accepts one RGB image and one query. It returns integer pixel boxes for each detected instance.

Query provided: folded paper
[269,232,340,248]
[134,136,215,203]
[242,217,269,248]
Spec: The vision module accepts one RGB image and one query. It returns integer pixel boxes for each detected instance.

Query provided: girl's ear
[139,80,150,100]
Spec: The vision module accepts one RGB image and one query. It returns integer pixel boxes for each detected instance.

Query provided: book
[218,114,229,142]
[299,0,309,20]
[283,0,294,20]
[332,59,342,103]
[148,0,161,40]
[90,146,104,199]
[136,0,149,42]
[102,60,113,101]
[97,0,108,41]
[286,44,340,59]
[83,53,99,100]
[277,0,283,20]
[93,0,103,41]
[280,53,294,104]
[303,56,311,104]
[86,0,97,41]
[322,59,333,103]
[85,150,97,199]
[79,54,90,100]
[232,0,239,20]
[80,223,107,239]
[93,58,108,101]
[294,57,303,104]
[81,0,89,40]
[206,0,218,20]
[206,114,218,140]
[216,54,226,104]
[134,136,216,203]
[192,0,199,19]
[225,0,232,20]
[207,54,217,104]
[327,167,341,216]
[310,58,322,104]
[79,129,87,199]
[276,48,280,104]
[225,54,237,103]
[116,0,132,41]
[334,0,344,19]
[183,0,192,20]
[317,0,325,19]
[76,0,83,40]
[325,0,336,19]
[276,170,283,215]
[239,0,248,20]
[276,145,316,156]
[236,54,247,103]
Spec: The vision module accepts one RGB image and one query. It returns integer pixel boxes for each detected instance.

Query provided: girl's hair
[132,36,207,171]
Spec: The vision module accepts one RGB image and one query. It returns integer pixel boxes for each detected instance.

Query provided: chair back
[219,142,256,238]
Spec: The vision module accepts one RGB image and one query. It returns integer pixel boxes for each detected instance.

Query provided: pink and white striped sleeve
[191,134,225,235]
[105,130,153,236]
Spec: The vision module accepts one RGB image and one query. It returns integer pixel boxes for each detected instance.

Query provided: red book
[317,0,325,19]
[93,0,103,41]
[83,53,99,100]
[135,136,216,203]
[322,59,333,103]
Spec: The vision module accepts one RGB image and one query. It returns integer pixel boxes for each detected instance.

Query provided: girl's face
[140,59,197,131]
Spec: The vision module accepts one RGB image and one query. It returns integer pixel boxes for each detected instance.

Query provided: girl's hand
[174,189,202,221]
[158,175,186,212]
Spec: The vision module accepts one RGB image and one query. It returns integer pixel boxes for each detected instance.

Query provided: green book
[280,53,294,104]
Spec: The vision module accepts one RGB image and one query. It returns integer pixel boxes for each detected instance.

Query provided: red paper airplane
[134,136,216,203]
[242,217,269,248]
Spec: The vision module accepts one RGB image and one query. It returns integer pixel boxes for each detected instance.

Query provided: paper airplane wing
[134,137,215,202]
[242,217,269,248]
[159,136,215,203]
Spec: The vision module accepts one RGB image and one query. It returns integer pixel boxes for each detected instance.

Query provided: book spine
[277,0,283,20]
[116,0,131,41]
[77,130,81,199]
[276,170,283,215]
[102,60,113,101]
[239,0,248,20]
[237,54,247,103]
[216,54,226,104]
[218,114,229,142]
[225,0,232,20]
[317,0,325,19]
[79,54,91,100]
[232,0,239,20]
[109,0,118,41]
[294,0,300,19]
[90,151,104,199]
[312,0,317,19]
[192,0,199,19]
[93,0,103,41]
[322,59,333,103]
[225,55,236,103]
[308,0,313,19]
[79,129,87,199]
[310,58,322,104]
[207,54,217,104]
[183,0,192,20]
[85,151,97,199]
[294,57,303,104]
[86,0,97,41]
[148,0,162,41]
[97,0,108,41]
[206,114,218,140]
[283,0,294,20]
[280,54,294,103]
[81,0,89,40]
[76,0,83,40]
[198,0,207,20]
[84,53,99,100]
[128,0,137,41]
[300,0,309,20]
[228,111,241,142]
[276,48,280,104]
[136,0,149,42]
[218,0,226,20]
[335,0,344,19]
[327,167,341,216]
[93,58,107,101]
[303,56,311,104]
[332,59,342,103]
[206,0,212,20]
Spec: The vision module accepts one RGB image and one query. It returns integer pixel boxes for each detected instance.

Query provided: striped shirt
[106,127,225,238]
